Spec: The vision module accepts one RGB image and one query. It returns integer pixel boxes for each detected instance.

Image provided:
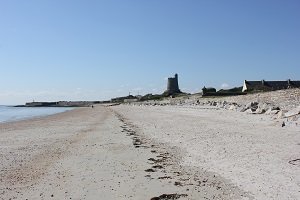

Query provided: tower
[164,73,181,96]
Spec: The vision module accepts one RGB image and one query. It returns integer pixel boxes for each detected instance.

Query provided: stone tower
[164,73,181,96]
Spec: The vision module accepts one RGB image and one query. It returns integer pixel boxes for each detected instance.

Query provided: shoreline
[1,104,299,199]
[0,106,74,124]
[1,106,226,199]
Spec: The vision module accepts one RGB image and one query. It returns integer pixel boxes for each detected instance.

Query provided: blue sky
[0,0,299,104]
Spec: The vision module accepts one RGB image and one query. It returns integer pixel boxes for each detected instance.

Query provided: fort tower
[165,73,181,96]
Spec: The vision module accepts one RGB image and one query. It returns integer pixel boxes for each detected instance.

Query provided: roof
[244,80,300,91]
[290,81,300,87]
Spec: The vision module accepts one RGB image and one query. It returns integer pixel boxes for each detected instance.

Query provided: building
[164,73,181,96]
[242,79,300,92]
[123,98,138,103]
[202,87,217,95]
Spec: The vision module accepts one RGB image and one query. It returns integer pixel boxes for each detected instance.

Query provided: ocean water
[0,106,73,123]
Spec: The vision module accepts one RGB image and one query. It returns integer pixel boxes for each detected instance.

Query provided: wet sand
[1,105,299,199]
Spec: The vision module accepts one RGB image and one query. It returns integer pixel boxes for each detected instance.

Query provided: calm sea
[0,105,73,123]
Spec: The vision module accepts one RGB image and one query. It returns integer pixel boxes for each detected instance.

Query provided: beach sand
[0,105,299,199]
[113,105,300,200]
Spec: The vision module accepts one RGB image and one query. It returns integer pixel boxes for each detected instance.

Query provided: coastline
[0,106,74,124]
[1,104,299,199]
[0,106,218,199]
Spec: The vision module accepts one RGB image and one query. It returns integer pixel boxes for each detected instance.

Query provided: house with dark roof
[202,87,217,96]
[242,79,300,92]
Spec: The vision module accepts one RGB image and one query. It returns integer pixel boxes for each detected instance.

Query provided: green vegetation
[203,86,245,97]
[140,94,165,101]
[217,86,243,93]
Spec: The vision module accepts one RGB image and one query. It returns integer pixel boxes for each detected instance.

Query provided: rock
[255,108,266,114]
[237,106,246,112]
[284,106,300,118]
[272,106,280,111]
[211,101,217,106]
[246,102,258,108]
[296,117,300,125]
[245,102,259,112]
[224,104,232,109]
[245,109,254,114]
[240,106,248,112]
[253,103,269,114]
[265,106,280,115]
[228,105,237,110]
[265,108,272,115]
[258,102,269,110]
[269,110,280,115]
[277,110,287,119]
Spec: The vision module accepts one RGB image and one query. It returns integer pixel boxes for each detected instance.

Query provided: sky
[0,0,299,104]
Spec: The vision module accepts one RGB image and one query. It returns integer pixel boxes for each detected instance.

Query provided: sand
[0,105,299,199]
[113,105,300,200]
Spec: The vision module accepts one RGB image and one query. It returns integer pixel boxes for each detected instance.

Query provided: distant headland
[16,100,110,108]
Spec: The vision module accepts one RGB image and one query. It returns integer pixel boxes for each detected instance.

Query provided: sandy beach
[1,104,299,199]
[2,0,300,199]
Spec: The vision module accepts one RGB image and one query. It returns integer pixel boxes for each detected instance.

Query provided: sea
[0,105,73,123]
